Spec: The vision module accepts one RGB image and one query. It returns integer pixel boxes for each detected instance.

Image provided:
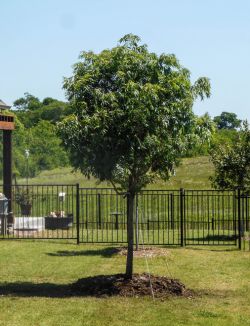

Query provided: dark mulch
[72,273,193,299]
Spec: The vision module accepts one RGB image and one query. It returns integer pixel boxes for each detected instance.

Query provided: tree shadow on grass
[46,247,121,258]
[0,282,72,298]
[0,274,189,299]
[0,280,234,299]
[186,234,237,242]
[185,247,238,252]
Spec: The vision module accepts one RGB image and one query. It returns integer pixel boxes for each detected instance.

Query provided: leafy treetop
[13,92,41,111]
[59,34,212,194]
[213,111,242,130]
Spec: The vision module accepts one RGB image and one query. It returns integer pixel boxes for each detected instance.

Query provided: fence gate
[184,190,238,246]
[136,190,181,246]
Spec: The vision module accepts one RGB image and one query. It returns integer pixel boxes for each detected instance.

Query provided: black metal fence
[0,185,249,249]
[78,188,240,247]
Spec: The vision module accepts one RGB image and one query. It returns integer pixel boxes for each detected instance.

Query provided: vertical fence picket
[237,188,242,250]
[180,188,185,247]
[76,183,80,244]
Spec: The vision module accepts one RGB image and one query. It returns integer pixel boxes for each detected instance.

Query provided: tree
[15,95,72,128]
[210,122,250,193]
[184,112,215,157]
[58,34,211,278]
[214,111,241,130]
[13,92,41,111]
[29,120,69,172]
[0,113,69,180]
[211,128,238,148]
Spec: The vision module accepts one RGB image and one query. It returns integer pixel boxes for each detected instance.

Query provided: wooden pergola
[0,100,14,219]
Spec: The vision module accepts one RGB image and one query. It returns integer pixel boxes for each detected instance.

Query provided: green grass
[16,156,214,189]
[3,156,248,324]
[1,227,239,247]
[0,241,249,326]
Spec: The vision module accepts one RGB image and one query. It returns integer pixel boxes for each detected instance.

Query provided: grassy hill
[17,156,214,189]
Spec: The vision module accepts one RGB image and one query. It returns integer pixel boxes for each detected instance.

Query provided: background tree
[213,111,242,130]
[14,94,72,128]
[0,93,73,180]
[13,92,41,111]
[184,112,215,157]
[210,121,250,193]
[28,120,69,173]
[0,108,70,180]
[210,128,238,148]
[12,119,69,178]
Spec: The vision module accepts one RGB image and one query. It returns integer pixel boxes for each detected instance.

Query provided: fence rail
[0,185,249,249]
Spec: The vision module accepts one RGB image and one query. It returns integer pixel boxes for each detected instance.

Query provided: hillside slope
[16,156,214,189]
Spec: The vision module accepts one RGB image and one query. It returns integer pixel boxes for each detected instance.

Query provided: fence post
[245,195,248,232]
[180,188,185,247]
[170,193,174,229]
[237,188,242,250]
[76,183,80,245]
[135,194,139,251]
[213,217,216,231]
[97,193,101,228]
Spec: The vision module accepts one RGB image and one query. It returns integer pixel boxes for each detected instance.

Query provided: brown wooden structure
[0,100,14,219]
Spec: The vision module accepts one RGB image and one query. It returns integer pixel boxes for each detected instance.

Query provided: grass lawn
[0,241,249,326]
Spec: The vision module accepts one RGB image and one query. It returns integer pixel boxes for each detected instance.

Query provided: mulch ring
[117,247,169,258]
[72,273,193,299]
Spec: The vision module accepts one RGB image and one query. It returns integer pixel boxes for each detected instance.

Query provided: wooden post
[1,110,14,225]
[3,130,12,217]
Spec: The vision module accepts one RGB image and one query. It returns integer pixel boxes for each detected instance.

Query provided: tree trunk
[125,192,135,279]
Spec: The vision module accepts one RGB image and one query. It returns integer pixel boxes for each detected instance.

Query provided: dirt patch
[118,247,169,258]
[72,273,193,299]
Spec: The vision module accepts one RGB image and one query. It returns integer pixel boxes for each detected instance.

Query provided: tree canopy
[213,111,242,130]
[58,34,211,277]
[14,94,72,128]
[0,95,70,180]
[59,34,211,191]
[13,92,41,111]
